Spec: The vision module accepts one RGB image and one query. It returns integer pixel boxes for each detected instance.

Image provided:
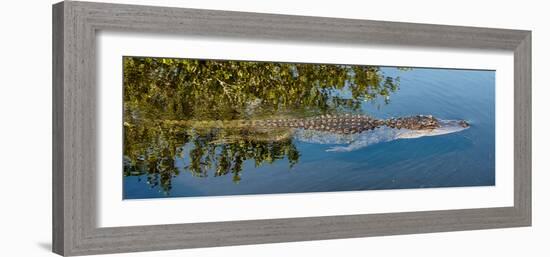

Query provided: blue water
[124,67,495,199]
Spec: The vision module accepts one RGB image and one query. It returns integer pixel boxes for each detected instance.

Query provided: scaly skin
[162,114,459,135]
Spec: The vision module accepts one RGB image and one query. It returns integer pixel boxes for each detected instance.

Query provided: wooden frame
[52,1,531,256]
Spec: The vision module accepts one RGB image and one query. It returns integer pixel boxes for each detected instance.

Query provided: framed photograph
[53,1,531,256]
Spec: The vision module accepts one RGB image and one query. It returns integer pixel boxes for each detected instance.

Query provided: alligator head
[395,119,470,139]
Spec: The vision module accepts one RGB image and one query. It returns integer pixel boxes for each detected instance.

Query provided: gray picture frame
[52,1,531,256]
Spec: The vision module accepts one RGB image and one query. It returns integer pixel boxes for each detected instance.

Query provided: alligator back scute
[257,114,385,134]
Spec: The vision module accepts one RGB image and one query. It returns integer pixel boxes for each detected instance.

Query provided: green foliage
[123,56,405,195]
[123,57,400,120]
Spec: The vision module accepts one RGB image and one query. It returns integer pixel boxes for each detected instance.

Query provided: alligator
[299,119,470,152]
[165,114,468,134]
[162,114,470,152]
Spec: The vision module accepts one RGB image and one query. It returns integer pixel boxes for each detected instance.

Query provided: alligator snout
[459,120,470,128]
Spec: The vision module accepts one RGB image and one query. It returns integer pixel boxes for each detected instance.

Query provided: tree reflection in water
[123,56,405,194]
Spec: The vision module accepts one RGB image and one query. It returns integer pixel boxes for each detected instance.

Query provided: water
[123,66,495,199]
